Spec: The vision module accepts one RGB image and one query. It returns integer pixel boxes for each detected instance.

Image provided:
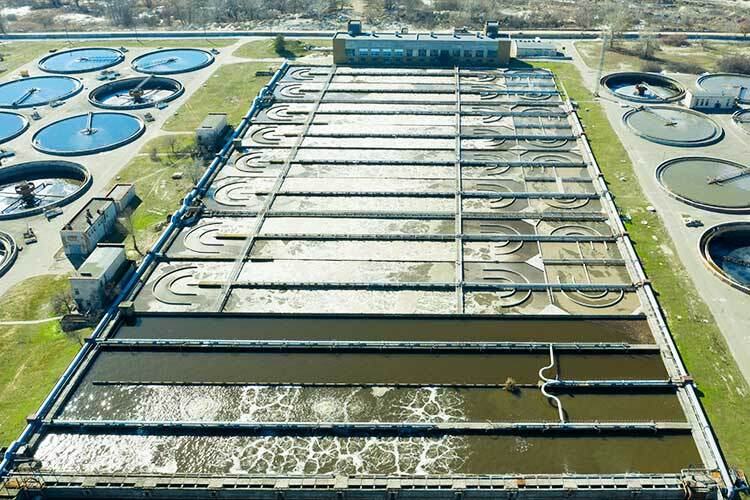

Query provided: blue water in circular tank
[32,112,145,156]
[39,48,124,74]
[0,76,82,108]
[0,112,29,144]
[132,48,214,74]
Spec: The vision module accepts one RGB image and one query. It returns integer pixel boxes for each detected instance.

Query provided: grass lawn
[533,60,750,473]
[110,134,199,258]
[0,38,237,76]
[0,275,89,446]
[162,61,276,132]
[233,38,331,59]
[576,40,750,74]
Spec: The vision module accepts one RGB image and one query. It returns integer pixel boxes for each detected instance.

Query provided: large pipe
[0,61,289,480]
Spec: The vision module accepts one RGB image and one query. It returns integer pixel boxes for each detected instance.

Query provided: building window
[345,49,355,57]
[395,49,404,58]
[371,48,380,57]
[406,49,413,57]
[452,49,460,57]
[430,49,439,57]
[358,48,368,57]
[383,49,392,57]
[475,50,484,57]
[464,50,472,57]
[418,49,427,57]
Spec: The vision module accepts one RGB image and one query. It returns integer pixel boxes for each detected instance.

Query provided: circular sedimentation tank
[89,76,184,109]
[0,76,82,108]
[0,160,91,220]
[38,47,124,74]
[697,73,750,104]
[623,106,723,147]
[0,230,18,277]
[32,112,145,156]
[733,109,750,135]
[0,112,29,144]
[700,222,750,293]
[132,48,214,75]
[601,72,685,103]
[656,157,750,212]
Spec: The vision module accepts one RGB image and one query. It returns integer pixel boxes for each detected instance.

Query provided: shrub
[662,34,689,47]
[273,34,286,55]
[641,60,662,73]
[718,54,750,74]
[666,60,707,75]
[504,377,518,393]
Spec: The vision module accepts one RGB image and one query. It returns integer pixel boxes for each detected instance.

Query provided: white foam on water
[34,434,468,475]
[61,386,468,424]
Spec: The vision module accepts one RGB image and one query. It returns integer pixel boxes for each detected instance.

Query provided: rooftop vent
[485,20,499,39]
[347,20,362,37]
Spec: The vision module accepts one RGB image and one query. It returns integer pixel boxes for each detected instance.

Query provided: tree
[186,159,204,184]
[123,212,143,257]
[0,15,6,35]
[636,32,660,60]
[605,4,633,48]
[573,1,595,30]
[104,0,136,27]
[273,34,286,55]
[739,20,750,38]
[51,289,75,315]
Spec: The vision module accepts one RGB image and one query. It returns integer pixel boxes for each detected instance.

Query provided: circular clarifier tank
[89,76,184,109]
[32,112,145,156]
[733,109,750,135]
[697,73,750,104]
[0,230,18,277]
[0,160,91,220]
[39,47,124,74]
[601,72,685,103]
[0,76,82,108]
[132,48,214,75]
[623,106,723,147]
[700,222,750,293]
[0,112,29,144]
[657,157,750,213]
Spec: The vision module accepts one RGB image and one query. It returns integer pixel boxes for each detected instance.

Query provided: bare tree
[123,212,143,257]
[605,4,633,48]
[573,1,595,30]
[50,289,75,315]
[149,146,160,163]
[739,20,750,38]
[104,0,136,27]
[0,15,7,35]
[185,159,204,184]
[636,32,660,60]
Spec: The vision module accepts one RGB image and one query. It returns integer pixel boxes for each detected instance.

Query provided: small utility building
[60,198,118,261]
[196,113,230,155]
[69,244,130,314]
[512,38,558,58]
[333,20,511,67]
[684,88,738,111]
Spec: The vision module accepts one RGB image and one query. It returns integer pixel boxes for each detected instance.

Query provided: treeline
[1,0,349,28]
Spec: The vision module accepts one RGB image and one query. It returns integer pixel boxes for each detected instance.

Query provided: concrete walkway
[0,316,62,326]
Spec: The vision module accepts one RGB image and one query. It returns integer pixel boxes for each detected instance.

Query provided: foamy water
[34,434,467,475]
[61,386,466,423]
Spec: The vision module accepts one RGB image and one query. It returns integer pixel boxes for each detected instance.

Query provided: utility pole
[594,31,609,97]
